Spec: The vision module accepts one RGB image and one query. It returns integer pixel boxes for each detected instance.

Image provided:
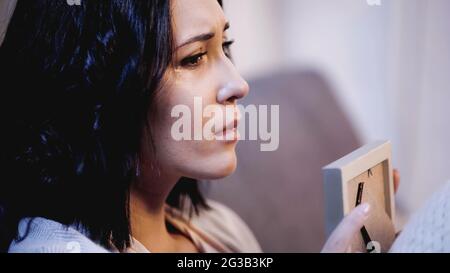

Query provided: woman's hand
[321,169,401,253]
[393,169,400,193]
[321,203,370,253]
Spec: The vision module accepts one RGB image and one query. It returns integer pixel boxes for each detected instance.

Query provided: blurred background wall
[223,0,450,226]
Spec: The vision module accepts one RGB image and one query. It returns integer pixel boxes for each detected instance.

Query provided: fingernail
[361,203,370,215]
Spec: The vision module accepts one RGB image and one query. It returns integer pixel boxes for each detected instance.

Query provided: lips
[211,107,241,141]
[222,119,238,134]
[212,117,239,142]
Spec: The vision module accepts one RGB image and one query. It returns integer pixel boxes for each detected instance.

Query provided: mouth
[215,119,240,141]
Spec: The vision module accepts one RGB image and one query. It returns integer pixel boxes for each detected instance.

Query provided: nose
[216,63,250,105]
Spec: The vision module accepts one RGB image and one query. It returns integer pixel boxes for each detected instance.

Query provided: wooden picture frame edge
[322,140,396,237]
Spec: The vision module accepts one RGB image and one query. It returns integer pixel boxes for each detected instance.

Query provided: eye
[222,39,235,58]
[180,52,207,68]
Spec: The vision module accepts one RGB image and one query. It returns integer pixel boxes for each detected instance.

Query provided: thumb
[322,203,371,253]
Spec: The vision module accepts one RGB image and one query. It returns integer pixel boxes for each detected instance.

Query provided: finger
[322,203,370,253]
[393,169,400,193]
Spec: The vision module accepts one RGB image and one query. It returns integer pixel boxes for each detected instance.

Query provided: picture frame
[322,140,396,252]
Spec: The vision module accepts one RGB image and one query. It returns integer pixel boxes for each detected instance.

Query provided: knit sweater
[390,181,450,252]
[8,199,262,253]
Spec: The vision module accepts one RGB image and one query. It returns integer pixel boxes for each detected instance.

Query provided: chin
[185,150,238,180]
[210,158,237,179]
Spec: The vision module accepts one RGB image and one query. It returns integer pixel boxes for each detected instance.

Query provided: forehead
[171,0,227,43]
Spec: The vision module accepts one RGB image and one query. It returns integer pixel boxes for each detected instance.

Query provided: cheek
[149,77,238,179]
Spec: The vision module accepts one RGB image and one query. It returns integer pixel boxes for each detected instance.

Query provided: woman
[0,0,391,253]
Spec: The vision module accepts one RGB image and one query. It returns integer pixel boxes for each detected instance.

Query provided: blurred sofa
[204,69,360,252]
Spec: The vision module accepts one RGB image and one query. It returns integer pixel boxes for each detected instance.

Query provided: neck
[129,186,169,252]
[129,165,184,252]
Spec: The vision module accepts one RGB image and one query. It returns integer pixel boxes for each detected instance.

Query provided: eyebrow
[176,22,230,50]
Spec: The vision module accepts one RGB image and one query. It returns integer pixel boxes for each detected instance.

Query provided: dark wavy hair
[0,0,222,252]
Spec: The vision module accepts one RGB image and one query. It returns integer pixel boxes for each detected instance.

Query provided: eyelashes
[222,39,234,59]
[180,40,235,68]
[180,52,207,67]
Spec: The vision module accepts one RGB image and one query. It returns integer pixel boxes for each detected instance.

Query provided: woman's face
[143,0,249,181]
